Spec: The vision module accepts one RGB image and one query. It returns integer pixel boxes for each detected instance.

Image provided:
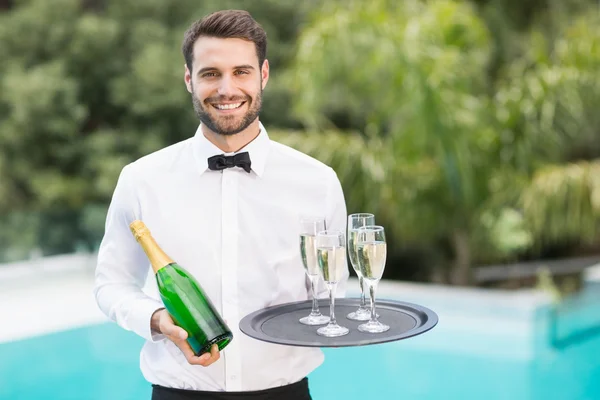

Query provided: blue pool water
[0,322,532,400]
[1,289,600,399]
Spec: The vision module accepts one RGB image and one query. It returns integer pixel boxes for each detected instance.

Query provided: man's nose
[217,76,236,96]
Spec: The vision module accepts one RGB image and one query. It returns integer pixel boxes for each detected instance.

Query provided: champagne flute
[316,230,349,337]
[356,225,389,333]
[347,213,375,321]
[298,217,330,325]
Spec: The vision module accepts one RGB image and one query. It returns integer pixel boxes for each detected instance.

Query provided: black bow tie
[207,152,252,173]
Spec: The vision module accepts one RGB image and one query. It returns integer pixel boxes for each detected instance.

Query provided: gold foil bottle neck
[130,220,150,241]
[129,220,174,273]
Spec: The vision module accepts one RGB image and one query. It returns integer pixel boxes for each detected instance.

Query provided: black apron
[151,378,312,400]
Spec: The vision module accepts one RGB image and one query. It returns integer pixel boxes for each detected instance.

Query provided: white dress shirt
[94,122,349,392]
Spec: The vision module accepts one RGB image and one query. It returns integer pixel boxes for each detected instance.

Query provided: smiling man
[94,9,349,400]
[185,21,267,151]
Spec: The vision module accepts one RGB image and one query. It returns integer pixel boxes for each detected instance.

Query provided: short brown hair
[182,10,267,73]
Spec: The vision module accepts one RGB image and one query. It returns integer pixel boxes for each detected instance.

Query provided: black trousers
[151,378,312,400]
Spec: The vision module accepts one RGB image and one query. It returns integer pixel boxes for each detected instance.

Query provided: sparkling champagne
[317,246,346,284]
[347,229,362,276]
[130,220,233,356]
[357,241,387,281]
[300,234,319,276]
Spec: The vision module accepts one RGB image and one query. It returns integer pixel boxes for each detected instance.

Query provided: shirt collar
[192,122,270,178]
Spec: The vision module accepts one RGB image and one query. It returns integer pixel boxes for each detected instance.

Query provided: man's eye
[203,72,217,78]
[235,70,249,75]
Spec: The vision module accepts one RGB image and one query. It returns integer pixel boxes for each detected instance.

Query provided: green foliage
[279,0,600,283]
[496,12,600,253]
[289,0,491,131]
[0,0,599,285]
[282,0,520,283]
[521,161,600,246]
[0,0,316,261]
[270,129,386,218]
[495,12,600,170]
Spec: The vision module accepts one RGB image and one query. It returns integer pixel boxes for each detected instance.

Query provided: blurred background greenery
[1,0,599,288]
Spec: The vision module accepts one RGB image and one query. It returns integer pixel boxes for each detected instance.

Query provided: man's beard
[191,86,263,136]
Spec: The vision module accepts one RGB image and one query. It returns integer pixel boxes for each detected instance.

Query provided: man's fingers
[198,352,212,365]
[175,338,203,363]
[164,317,220,367]
[197,344,220,367]
[177,329,188,340]
[158,310,218,367]
[163,325,187,340]
[171,338,213,366]
[164,323,187,339]
[159,313,188,340]
[211,344,220,359]
[184,344,220,367]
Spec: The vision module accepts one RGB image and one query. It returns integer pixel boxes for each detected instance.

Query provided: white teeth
[215,102,243,110]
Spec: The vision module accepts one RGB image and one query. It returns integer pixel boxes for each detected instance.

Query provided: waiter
[94,9,349,400]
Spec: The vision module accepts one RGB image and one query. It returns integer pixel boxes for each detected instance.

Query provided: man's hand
[151,308,221,367]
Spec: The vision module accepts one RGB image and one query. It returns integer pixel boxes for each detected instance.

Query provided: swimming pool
[1,282,599,400]
[0,322,530,400]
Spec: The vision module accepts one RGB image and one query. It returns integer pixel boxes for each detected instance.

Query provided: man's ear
[184,64,193,93]
[261,59,270,90]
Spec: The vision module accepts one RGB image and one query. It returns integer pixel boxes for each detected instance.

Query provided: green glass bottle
[130,220,233,355]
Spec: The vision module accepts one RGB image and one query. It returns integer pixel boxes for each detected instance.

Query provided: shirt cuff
[130,298,167,342]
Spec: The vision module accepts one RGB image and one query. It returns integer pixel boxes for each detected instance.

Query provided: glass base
[299,313,330,326]
[317,323,350,337]
[358,320,390,333]
[347,307,377,321]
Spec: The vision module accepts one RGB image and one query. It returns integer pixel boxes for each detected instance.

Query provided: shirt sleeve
[93,164,166,342]
[314,167,349,299]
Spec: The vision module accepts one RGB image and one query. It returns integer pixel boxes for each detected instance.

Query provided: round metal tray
[239,298,438,348]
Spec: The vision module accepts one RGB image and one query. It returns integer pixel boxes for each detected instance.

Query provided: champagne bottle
[130,220,233,356]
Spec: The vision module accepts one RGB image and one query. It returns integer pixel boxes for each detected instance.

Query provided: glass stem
[359,276,366,308]
[310,275,319,314]
[329,283,337,326]
[369,281,378,322]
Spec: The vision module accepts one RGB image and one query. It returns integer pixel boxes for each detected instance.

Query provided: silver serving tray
[239,298,438,348]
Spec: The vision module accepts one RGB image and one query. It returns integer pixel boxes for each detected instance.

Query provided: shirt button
[230,375,237,381]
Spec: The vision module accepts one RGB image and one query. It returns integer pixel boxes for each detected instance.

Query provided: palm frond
[269,129,387,217]
[520,160,600,245]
